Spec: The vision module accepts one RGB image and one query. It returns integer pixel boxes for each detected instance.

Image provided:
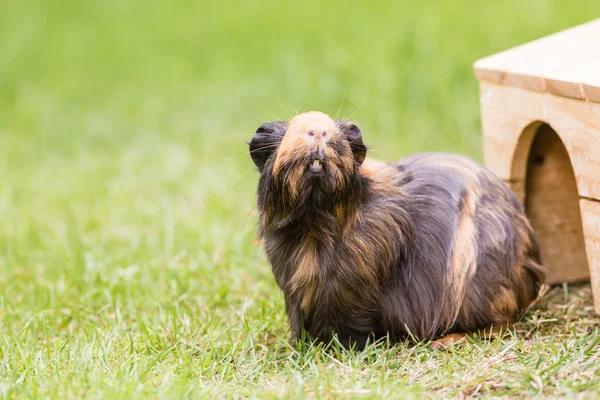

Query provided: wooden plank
[580,199,600,313]
[475,19,600,103]
[585,82,600,104]
[546,57,600,102]
[479,82,600,200]
[551,116,600,199]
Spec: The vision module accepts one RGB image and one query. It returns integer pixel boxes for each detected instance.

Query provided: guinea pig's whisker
[334,77,348,121]
[232,170,256,189]
[249,144,281,153]
[347,137,365,146]
[347,82,369,121]
[223,145,281,161]
[275,96,293,121]
[251,144,281,150]
[366,148,389,158]
[253,102,281,122]
[217,133,258,139]
[238,198,258,236]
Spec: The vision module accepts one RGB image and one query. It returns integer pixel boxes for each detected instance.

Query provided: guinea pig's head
[250,111,367,221]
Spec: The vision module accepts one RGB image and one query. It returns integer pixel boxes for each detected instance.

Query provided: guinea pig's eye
[308,131,314,137]
[322,131,327,137]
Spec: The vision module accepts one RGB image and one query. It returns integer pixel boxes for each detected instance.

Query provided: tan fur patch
[272,112,348,201]
[288,236,319,311]
[273,112,340,176]
[515,214,533,250]
[413,156,487,327]
[357,157,411,251]
[335,202,362,237]
[334,203,347,227]
[345,206,404,283]
[345,235,379,282]
[446,188,481,326]
[431,333,467,350]
[360,158,402,193]
[490,286,519,322]
[325,145,354,187]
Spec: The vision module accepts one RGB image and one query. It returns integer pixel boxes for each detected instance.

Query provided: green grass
[2,0,600,398]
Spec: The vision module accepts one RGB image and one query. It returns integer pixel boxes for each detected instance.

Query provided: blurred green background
[4,0,599,160]
[1,1,600,397]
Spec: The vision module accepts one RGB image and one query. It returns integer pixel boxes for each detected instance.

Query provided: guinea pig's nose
[307,130,328,139]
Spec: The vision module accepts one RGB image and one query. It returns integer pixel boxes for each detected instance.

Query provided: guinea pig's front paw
[430,333,467,351]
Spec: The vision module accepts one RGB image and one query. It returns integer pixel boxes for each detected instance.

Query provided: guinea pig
[248,111,546,350]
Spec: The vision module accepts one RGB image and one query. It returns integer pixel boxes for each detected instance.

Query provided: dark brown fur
[249,111,546,350]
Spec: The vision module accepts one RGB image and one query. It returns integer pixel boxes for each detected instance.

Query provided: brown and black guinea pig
[248,111,546,350]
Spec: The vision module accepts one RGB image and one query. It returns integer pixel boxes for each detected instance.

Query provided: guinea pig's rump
[390,153,545,338]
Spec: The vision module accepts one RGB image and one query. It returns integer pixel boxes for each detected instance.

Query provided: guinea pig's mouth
[308,158,324,174]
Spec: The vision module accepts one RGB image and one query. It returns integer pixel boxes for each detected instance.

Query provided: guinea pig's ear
[248,121,288,171]
[338,121,367,166]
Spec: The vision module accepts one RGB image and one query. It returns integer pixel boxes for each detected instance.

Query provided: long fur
[249,111,546,349]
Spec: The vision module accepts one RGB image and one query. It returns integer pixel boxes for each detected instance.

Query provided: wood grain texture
[474,19,600,103]
[477,81,600,300]
[479,82,600,201]
[476,21,600,305]
[580,199,600,313]
[545,58,600,102]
